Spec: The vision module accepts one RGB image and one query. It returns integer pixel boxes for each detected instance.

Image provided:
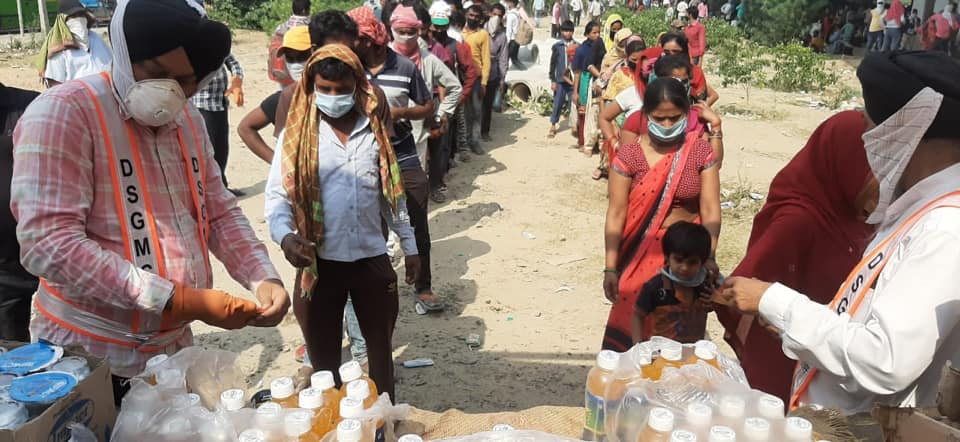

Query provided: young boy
[548,20,577,138]
[632,222,713,344]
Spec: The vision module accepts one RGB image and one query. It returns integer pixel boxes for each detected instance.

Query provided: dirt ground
[0,27,861,413]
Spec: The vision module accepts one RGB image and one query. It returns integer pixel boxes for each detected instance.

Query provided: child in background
[810,30,826,52]
[548,20,578,138]
[632,222,714,344]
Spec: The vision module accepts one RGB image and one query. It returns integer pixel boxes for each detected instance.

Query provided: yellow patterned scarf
[281,44,405,299]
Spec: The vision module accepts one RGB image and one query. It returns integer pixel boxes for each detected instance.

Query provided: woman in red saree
[602,78,722,351]
[715,110,878,403]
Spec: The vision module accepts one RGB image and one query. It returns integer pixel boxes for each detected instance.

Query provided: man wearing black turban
[11,0,290,405]
[718,51,960,414]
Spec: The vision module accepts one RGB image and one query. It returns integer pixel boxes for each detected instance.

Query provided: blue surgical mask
[661,266,707,287]
[648,116,687,144]
[314,91,355,118]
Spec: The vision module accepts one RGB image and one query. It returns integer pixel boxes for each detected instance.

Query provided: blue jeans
[867,30,883,51]
[551,83,573,125]
[466,83,483,147]
[344,297,367,362]
[882,27,902,51]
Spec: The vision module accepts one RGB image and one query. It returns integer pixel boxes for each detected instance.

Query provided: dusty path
[0,27,848,413]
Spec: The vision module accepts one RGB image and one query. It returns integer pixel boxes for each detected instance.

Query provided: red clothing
[603,133,715,351]
[623,107,704,139]
[268,15,310,86]
[715,111,874,403]
[886,0,905,27]
[684,20,707,58]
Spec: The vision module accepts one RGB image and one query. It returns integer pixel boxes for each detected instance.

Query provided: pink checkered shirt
[11,76,281,378]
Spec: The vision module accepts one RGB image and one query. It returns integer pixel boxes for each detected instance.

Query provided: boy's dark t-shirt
[635,273,709,343]
[260,91,282,126]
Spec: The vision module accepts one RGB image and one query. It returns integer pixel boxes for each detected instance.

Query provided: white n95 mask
[123,79,188,127]
[67,17,89,43]
[862,87,943,224]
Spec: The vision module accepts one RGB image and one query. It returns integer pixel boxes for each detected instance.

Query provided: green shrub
[743,0,827,45]
[614,7,668,44]
[714,39,767,102]
[206,0,362,32]
[763,42,836,93]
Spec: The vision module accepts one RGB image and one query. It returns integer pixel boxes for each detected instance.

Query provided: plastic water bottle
[284,408,314,440]
[311,371,342,420]
[651,342,683,380]
[238,429,268,442]
[253,402,284,441]
[685,403,713,440]
[336,418,373,442]
[783,417,813,442]
[298,387,334,439]
[670,430,698,442]
[639,407,675,441]
[685,341,720,370]
[755,394,784,435]
[219,389,251,434]
[270,377,298,408]
[741,418,770,441]
[582,350,620,441]
[717,395,746,431]
[708,425,737,442]
[339,361,378,398]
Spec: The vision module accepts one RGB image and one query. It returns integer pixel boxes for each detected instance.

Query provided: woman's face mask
[123,79,188,127]
[648,115,688,144]
[314,90,356,119]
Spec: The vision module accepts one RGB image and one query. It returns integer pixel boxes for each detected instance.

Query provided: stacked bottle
[582,350,620,441]
[639,407,675,442]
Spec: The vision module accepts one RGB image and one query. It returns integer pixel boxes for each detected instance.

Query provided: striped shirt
[365,50,430,170]
[12,76,280,377]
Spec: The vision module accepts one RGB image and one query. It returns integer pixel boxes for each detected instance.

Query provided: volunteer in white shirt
[719,51,960,415]
[42,0,112,88]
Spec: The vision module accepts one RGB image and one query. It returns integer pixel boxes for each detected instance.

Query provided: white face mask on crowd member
[67,16,89,43]
[285,61,306,82]
[862,87,943,224]
[123,79,189,126]
[314,90,356,118]
[486,15,501,34]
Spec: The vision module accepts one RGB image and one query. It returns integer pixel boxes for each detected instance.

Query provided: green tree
[743,0,827,45]
[714,39,767,102]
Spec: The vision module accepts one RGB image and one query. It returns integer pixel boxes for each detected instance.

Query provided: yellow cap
[281,26,312,52]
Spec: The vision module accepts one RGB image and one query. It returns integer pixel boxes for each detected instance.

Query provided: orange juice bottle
[345,380,383,439]
[270,376,298,408]
[650,342,683,380]
[636,347,656,379]
[638,407,674,442]
[339,361,378,398]
[335,418,374,442]
[582,350,620,441]
[144,354,169,385]
[299,387,335,438]
[311,371,341,423]
[685,340,721,369]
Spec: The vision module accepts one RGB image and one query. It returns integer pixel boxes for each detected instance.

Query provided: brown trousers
[294,255,399,401]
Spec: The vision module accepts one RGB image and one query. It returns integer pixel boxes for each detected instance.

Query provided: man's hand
[250,279,291,327]
[603,271,619,303]
[716,276,773,315]
[404,255,421,285]
[281,233,316,268]
[225,76,244,107]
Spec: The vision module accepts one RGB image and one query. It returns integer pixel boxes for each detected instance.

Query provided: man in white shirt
[676,0,689,19]
[570,0,583,26]
[588,0,603,24]
[41,0,112,88]
[720,51,960,415]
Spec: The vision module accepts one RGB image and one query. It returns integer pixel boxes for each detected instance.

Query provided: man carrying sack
[719,51,960,414]
[12,0,290,405]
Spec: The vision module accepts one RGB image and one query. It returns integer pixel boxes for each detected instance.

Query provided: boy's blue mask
[661,266,707,287]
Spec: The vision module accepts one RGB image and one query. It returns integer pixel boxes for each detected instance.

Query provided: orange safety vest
[33,72,211,353]
[789,190,960,410]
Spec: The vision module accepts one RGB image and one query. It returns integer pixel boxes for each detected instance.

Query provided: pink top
[12,78,280,377]
[685,21,707,58]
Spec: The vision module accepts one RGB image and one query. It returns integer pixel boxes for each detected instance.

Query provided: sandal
[414,292,447,315]
[548,126,557,138]
[591,168,608,180]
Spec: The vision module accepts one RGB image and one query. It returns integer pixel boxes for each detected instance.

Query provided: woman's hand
[603,271,619,303]
[693,102,722,127]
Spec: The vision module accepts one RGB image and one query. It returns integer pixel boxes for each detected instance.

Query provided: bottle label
[583,391,606,435]
[376,427,386,442]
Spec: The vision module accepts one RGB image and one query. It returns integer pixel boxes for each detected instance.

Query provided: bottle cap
[695,340,718,352]
[596,350,621,371]
[270,376,295,400]
[647,407,675,433]
[238,429,267,442]
[0,342,64,375]
[48,356,90,380]
[311,370,336,390]
[299,387,324,409]
[220,388,246,412]
[340,397,365,419]
[785,417,813,439]
[756,394,784,419]
[256,402,283,419]
[398,436,425,442]
[708,426,736,442]
[719,395,746,418]
[10,372,78,405]
[634,347,653,366]
[346,379,371,401]
[743,417,770,440]
[694,344,717,361]
[339,361,364,383]
[0,401,28,429]
[661,342,683,361]
[284,409,314,436]
[171,393,201,410]
[337,419,363,442]
[671,430,697,442]
[145,354,169,370]
[686,403,713,426]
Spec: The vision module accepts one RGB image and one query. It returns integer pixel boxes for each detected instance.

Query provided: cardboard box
[873,406,960,441]
[0,341,116,442]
